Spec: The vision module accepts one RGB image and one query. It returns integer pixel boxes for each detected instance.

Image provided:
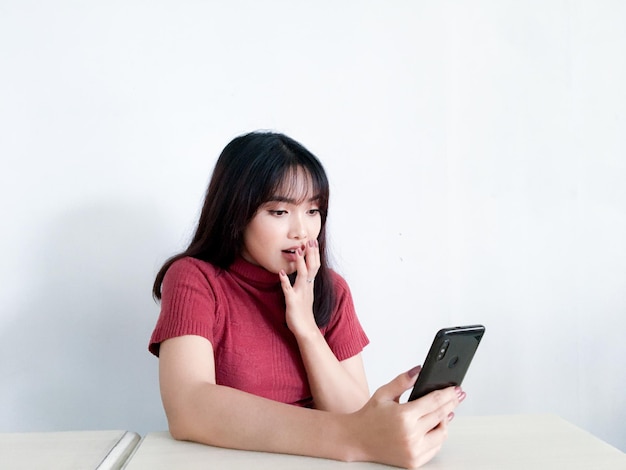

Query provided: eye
[269,210,288,216]
[308,208,321,216]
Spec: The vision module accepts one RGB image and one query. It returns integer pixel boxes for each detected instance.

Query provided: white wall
[1,0,625,452]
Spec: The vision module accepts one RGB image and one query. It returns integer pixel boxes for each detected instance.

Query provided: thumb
[374,366,421,403]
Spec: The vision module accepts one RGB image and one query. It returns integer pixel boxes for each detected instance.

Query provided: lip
[281,246,303,261]
[282,245,304,254]
[281,251,298,262]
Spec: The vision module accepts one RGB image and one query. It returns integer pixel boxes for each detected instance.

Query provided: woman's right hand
[344,367,465,469]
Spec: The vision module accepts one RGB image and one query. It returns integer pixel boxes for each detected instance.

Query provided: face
[241,172,322,274]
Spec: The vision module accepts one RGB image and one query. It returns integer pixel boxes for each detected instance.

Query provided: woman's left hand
[279,239,370,413]
[279,239,320,338]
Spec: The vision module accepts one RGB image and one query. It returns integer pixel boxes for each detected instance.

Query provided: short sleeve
[322,272,369,361]
[148,258,218,356]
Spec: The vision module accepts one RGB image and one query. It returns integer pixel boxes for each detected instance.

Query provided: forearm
[165,381,358,461]
[294,330,369,413]
[160,335,463,470]
[279,245,368,412]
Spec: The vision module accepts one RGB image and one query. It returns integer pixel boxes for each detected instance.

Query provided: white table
[429,414,626,469]
[0,430,140,470]
[122,414,626,469]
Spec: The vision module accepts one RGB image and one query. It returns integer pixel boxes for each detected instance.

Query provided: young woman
[149,131,465,469]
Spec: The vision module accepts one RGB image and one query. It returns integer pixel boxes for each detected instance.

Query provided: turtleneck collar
[229,257,282,289]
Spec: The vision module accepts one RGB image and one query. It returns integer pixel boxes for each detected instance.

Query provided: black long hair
[152,131,335,327]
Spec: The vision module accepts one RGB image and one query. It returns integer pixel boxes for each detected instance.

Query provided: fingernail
[448,412,455,422]
[296,248,303,256]
[279,270,286,277]
[455,387,466,402]
[408,365,421,378]
[308,240,315,247]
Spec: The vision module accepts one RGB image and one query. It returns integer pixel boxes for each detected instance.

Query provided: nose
[288,214,308,240]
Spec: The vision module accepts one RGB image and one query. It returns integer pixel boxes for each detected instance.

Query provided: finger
[294,246,309,284]
[373,366,421,403]
[278,269,292,294]
[305,239,321,276]
[422,418,451,452]
[412,387,460,432]
[412,432,446,469]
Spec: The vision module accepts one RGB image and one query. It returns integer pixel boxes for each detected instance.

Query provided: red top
[149,257,369,406]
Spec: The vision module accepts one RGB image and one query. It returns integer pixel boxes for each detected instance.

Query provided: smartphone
[408,324,485,401]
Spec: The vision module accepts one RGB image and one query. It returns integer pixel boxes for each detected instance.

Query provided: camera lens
[437,339,450,360]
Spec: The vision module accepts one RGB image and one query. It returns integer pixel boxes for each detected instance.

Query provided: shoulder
[150,258,222,356]
[328,269,352,297]
[165,257,222,282]
[322,269,369,356]
[162,257,225,295]
[326,269,358,315]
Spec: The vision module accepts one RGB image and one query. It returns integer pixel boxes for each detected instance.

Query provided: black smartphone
[408,324,485,401]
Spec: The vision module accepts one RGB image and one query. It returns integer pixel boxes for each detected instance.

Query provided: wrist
[317,411,364,463]
[291,324,323,346]
[334,410,369,463]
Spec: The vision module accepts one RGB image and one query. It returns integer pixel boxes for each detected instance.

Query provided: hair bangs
[268,165,325,205]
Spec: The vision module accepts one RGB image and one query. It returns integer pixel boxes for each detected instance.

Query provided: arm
[279,240,369,413]
[159,334,465,468]
[159,335,348,458]
[293,330,370,413]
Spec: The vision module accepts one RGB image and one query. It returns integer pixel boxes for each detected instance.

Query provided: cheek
[246,220,281,245]
[241,226,264,255]
[310,219,322,237]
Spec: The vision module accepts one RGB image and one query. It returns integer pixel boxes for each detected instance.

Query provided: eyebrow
[267,194,321,204]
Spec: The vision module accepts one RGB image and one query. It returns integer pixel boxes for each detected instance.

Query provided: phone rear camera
[448,356,459,368]
[436,339,450,360]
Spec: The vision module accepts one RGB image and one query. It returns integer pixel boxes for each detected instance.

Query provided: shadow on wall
[0,202,170,434]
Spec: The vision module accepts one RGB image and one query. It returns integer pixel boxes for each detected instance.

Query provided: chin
[281,263,297,276]
[262,262,295,275]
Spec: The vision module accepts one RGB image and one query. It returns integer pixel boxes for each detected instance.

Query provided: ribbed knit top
[149,256,369,406]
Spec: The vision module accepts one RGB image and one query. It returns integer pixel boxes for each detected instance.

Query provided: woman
[149,131,464,468]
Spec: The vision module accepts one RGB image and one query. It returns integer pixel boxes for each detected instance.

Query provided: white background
[1,0,625,453]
